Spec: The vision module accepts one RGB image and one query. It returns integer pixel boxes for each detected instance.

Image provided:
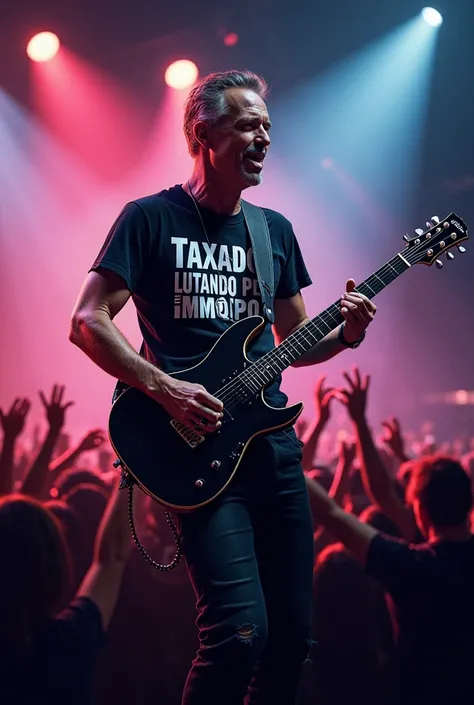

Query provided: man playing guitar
[70,69,376,704]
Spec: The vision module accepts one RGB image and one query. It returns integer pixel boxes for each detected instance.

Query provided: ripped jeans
[177,429,314,705]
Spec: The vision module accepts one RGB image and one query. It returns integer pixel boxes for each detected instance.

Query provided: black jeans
[177,429,314,705]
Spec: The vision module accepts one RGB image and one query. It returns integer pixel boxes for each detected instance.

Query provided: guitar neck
[243,251,411,388]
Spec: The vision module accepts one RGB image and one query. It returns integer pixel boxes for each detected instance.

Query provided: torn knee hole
[235,623,258,645]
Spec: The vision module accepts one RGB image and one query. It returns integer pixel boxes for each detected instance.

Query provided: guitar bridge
[170,419,205,448]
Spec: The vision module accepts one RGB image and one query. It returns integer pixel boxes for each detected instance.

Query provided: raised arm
[300,376,336,471]
[21,385,73,499]
[335,367,418,542]
[48,429,106,485]
[308,438,355,541]
[0,398,31,495]
[381,417,411,465]
[306,475,377,565]
[77,477,132,629]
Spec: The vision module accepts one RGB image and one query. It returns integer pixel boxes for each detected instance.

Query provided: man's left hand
[340,279,377,343]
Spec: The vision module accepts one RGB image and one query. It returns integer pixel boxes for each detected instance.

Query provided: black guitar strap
[241,200,275,324]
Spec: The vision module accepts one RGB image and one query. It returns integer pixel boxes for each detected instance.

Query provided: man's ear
[193,121,211,151]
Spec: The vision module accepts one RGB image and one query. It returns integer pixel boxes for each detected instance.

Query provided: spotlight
[224,32,239,47]
[26,31,60,62]
[421,7,443,27]
[164,60,198,90]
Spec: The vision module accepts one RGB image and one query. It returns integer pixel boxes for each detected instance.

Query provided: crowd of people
[1,368,473,704]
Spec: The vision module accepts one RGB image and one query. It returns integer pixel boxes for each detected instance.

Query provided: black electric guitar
[109,214,468,511]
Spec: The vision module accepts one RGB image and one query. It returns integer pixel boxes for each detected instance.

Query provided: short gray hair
[183,70,269,157]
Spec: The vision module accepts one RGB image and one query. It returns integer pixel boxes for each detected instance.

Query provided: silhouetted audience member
[63,483,110,589]
[0,475,130,705]
[307,455,474,705]
[308,504,400,705]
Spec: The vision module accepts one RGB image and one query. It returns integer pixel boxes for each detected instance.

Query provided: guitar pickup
[170,419,205,448]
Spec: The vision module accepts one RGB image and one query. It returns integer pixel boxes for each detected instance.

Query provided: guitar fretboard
[233,252,410,396]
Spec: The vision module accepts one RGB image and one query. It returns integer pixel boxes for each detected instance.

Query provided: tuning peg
[403,234,410,242]
[457,245,466,254]
[435,259,443,269]
[426,222,433,229]
[446,252,455,260]
[431,216,440,224]
[415,228,424,236]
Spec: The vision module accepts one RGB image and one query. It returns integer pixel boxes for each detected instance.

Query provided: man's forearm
[292,326,346,368]
[70,312,166,393]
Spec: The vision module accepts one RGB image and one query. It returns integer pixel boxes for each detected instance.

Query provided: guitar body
[109,316,303,511]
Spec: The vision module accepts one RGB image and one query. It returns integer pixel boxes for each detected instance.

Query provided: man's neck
[185,163,242,216]
[429,523,472,542]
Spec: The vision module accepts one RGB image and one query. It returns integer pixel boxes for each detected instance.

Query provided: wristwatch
[338,323,366,349]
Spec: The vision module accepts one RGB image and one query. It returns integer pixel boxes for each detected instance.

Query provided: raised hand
[0,398,31,439]
[338,438,357,467]
[78,429,106,453]
[314,376,337,426]
[39,385,74,434]
[340,279,377,343]
[381,417,406,460]
[153,376,223,434]
[334,366,370,422]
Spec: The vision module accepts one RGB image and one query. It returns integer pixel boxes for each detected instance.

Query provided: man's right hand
[150,374,223,434]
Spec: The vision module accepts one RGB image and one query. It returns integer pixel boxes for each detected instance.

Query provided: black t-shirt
[1,597,105,705]
[91,185,312,407]
[366,533,474,704]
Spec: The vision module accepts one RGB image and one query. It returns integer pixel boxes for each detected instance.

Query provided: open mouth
[244,153,265,168]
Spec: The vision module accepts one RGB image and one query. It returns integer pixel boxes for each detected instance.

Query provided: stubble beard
[240,164,263,188]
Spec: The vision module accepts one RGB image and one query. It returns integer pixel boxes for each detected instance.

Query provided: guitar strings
[212,245,419,411]
[213,258,407,410]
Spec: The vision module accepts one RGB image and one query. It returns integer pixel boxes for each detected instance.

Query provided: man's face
[207,88,271,189]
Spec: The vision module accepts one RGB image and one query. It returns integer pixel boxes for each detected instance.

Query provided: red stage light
[164,60,198,90]
[27,32,60,62]
[224,32,239,47]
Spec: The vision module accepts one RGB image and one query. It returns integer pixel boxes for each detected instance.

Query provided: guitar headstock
[402,213,468,268]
